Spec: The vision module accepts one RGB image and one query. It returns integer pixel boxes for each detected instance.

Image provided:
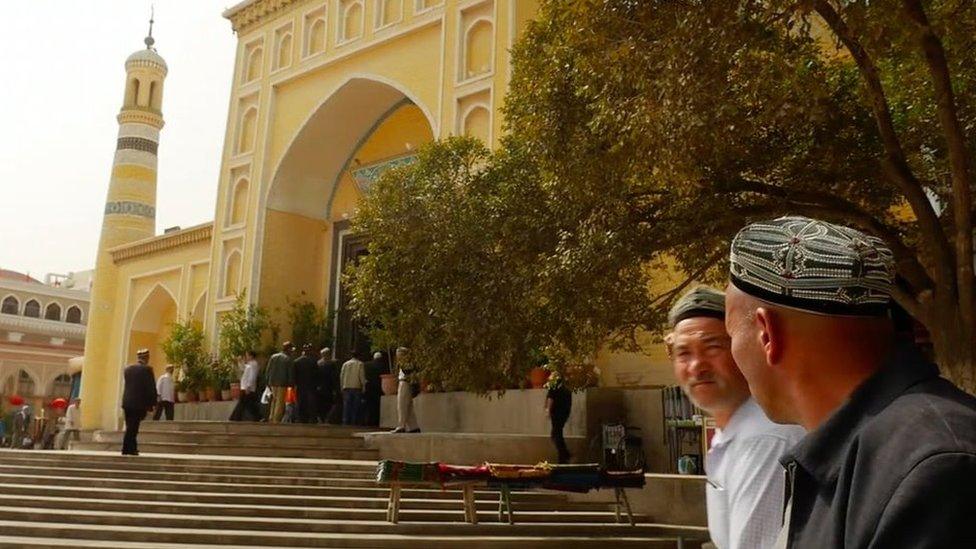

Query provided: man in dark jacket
[294,344,319,423]
[266,342,295,423]
[725,216,976,548]
[121,348,158,456]
[363,352,386,426]
[317,347,340,424]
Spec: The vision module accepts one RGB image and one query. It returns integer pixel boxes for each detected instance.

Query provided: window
[17,370,35,397]
[66,306,83,324]
[1,296,18,315]
[45,303,61,321]
[24,300,40,318]
[50,374,72,400]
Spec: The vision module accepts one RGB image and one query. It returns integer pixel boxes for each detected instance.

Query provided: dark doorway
[335,234,372,362]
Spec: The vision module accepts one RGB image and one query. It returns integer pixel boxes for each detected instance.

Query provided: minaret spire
[145,5,155,50]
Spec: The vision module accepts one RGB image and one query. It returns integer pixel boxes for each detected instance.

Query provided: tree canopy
[349,0,976,391]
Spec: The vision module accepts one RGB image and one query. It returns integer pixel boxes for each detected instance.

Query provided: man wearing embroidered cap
[668,286,803,549]
[725,216,976,548]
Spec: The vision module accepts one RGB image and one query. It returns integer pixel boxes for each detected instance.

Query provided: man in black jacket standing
[121,349,158,456]
[725,216,976,548]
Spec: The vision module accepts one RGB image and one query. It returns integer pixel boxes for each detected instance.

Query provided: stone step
[0,449,378,474]
[0,505,700,539]
[69,441,379,460]
[0,464,377,485]
[0,482,612,512]
[92,430,370,449]
[142,420,367,437]
[0,521,687,548]
[0,534,683,549]
[0,472,566,502]
[0,493,642,524]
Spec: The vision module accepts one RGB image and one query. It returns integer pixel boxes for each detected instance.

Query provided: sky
[0,1,237,278]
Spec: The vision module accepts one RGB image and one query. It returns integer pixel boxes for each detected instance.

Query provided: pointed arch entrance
[126,284,178,377]
[258,76,434,362]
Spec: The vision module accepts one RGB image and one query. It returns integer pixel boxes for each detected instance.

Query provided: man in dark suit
[363,352,386,427]
[121,349,158,456]
[316,347,340,424]
[294,344,319,423]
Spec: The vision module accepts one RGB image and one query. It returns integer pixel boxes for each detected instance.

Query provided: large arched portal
[259,77,434,362]
[126,285,178,378]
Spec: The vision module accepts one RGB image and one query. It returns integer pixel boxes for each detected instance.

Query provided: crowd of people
[0,398,81,450]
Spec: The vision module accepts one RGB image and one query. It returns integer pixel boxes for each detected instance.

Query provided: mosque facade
[81,0,673,431]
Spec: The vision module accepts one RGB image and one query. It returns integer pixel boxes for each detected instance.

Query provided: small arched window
[17,370,35,397]
[307,18,326,55]
[1,296,18,315]
[23,300,40,318]
[238,107,258,155]
[276,32,293,69]
[45,303,61,321]
[50,374,72,399]
[231,178,250,226]
[464,20,493,79]
[66,306,83,324]
[341,1,364,42]
[224,251,242,297]
[245,47,263,83]
[463,105,491,143]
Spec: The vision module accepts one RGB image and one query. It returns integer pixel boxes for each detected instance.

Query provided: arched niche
[1,295,19,315]
[238,107,258,155]
[464,19,493,79]
[66,305,83,324]
[223,250,243,298]
[307,17,326,56]
[341,0,364,42]
[276,31,293,70]
[462,104,491,143]
[127,284,178,377]
[45,302,62,321]
[230,177,250,226]
[23,300,40,318]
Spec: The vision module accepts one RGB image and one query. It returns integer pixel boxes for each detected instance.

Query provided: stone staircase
[70,420,378,460]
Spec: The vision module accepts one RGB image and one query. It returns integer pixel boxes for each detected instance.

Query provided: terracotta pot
[529,366,550,389]
[204,388,216,402]
[230,383,241,400]
[177,391,187,403]
[186,391,198,403]
[221,389,232,401]
[380,374,398,396]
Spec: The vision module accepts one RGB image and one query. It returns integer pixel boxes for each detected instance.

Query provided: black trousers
[230,391,262,421]
[296,385,318,423]
[152,401,174,421]
[364,391,382,426]
[317,391,335,423]
[122,407,146,455]
[550,414,571,464]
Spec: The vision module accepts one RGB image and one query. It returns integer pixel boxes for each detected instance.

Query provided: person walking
[230,351,261,422]
[11,405,31,449]
[152,365,175,421]
[294,344,320,423]
[363,351,385,426]
[316,348,340,424]
[121,349,157,456]
[668,286,804,549]
[392,347,420,433]
[544,373,573,464]
[340,353,366,425]
[725,216,976,548]
[266,342,295,423]
[57,398,82,449]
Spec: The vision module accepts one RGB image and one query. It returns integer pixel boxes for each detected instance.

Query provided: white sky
[0,1,237,278]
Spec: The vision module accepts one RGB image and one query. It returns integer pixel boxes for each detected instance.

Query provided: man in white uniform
[153,365,175,421]
[667,287,804,549]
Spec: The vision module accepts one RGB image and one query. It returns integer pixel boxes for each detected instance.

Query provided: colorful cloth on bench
[376,460,442,483]
[438,463,491,482]
[486,462,552,479]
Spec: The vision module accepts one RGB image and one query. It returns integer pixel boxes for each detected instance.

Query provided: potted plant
[218,292,271,402]
[161,318,210,404]
[368,327,399,396]
[527,348,550,389]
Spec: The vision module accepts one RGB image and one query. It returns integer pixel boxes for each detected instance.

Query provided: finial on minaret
[144,5,156,50]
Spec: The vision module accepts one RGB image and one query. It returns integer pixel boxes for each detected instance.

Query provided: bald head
[725,283,894,427]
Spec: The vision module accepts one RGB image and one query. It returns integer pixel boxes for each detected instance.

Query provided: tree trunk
[929,310,976,394]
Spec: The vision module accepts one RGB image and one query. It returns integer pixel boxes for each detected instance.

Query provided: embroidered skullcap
[729,216,895,316]
[136,348,150,357]
[668,286,726,327]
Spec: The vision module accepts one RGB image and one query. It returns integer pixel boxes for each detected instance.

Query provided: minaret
[81,18,168,430]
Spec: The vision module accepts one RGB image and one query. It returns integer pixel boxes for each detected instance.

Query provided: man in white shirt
[230,350,261,422]
[340,353,366,425]
[153,365,175,421]
[667,287,804,549]
[57,398,81,450]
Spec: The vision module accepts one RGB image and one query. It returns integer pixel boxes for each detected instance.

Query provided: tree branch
[813,0,954,291]
[901,0,975,336]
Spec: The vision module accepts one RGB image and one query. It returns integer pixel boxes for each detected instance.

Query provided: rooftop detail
[109,222,214,263]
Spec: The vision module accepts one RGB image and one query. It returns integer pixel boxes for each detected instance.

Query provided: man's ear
[754,307,782,366]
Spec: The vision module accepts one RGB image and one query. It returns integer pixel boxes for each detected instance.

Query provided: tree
[161,318,209,393]
[286,293,333,352]
[502,0,976,390]
[352,0,976,391]
[218,292,271,364]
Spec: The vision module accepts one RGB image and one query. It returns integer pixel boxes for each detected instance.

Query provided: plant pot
[529,366,550,389]
[186,390,198,403]
[204,387,216,402]
[221,389,232,401]
[380,374,398,396]
[230,383,241,400]
[177,391,187,403]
